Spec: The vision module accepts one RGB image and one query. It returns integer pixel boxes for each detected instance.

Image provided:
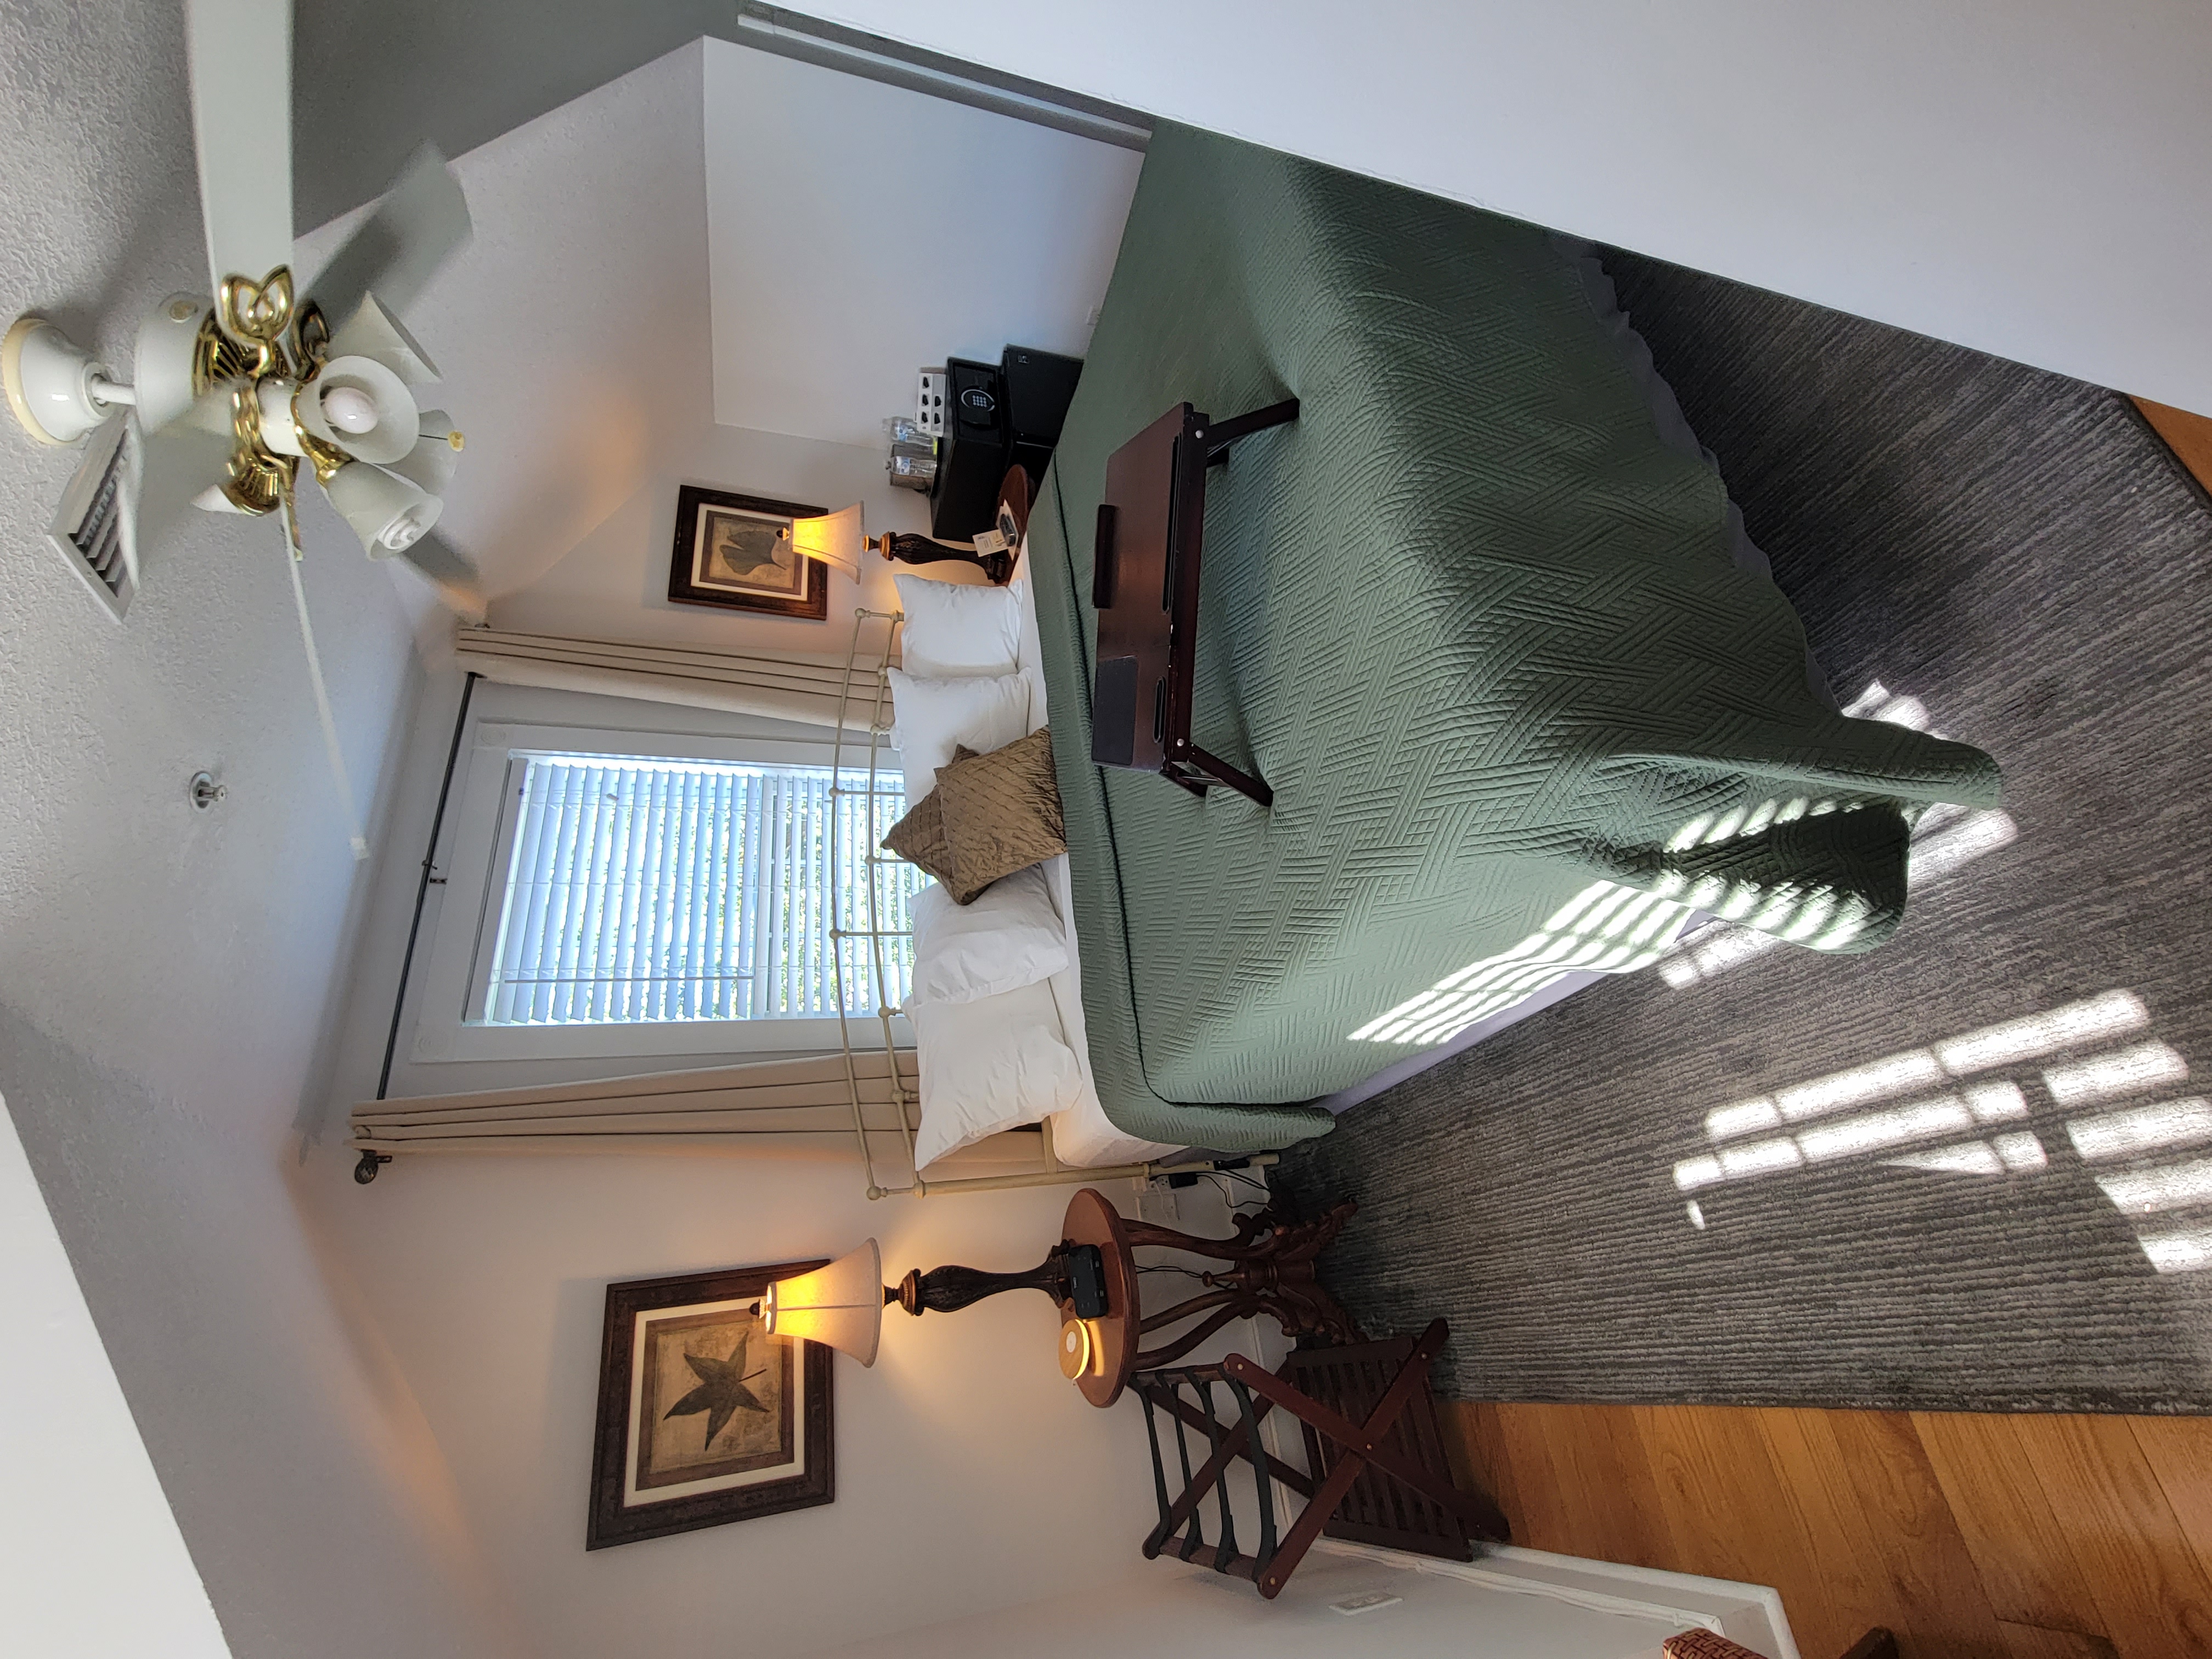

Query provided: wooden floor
[2135,397,2212,496]
[1441,1402,2212,1659]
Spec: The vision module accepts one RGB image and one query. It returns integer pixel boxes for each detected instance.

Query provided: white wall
[0,1091,231,1659]
[0,4,519,1655]
[304,1142,1177,1658]
[703,37,1140,449]
[399,39,1136,660]
[486,419,924,656]
[793,0,2212,416]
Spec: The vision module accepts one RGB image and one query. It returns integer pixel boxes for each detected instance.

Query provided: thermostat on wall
[916,368,947,436]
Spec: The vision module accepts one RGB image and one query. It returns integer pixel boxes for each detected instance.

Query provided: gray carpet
[1276,248,2212,1414]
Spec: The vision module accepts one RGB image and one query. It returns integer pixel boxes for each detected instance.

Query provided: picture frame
[586,1260,834,1549]
[667,485,830,620]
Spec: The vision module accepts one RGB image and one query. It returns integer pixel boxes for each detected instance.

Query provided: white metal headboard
[824,605,1271,1200]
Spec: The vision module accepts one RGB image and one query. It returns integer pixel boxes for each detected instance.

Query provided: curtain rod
[363,670,481,1182]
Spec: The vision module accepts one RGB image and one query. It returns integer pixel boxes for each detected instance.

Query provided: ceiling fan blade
[184,0,295,302]
[131,392,241,555]
[303,146,471,329]
[386,527,486,623]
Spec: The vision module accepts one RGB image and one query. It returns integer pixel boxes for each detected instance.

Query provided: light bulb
[321,383,379,435]
[379,506,433,551]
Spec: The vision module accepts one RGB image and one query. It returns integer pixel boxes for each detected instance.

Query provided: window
[410,712,919,1064]
[479,754,923,1026]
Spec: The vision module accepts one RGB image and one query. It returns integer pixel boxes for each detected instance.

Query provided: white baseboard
[1314,1541,1800,1659]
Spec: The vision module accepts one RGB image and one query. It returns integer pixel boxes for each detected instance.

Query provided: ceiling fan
[1,0,484,854]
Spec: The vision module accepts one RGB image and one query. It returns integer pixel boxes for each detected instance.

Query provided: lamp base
[895,1243,1108,1318]
[868,531,1013,586]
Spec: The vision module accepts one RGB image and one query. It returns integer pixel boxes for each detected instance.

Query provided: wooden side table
[888,1186,1362,1408]
[1060,1187,1363,1407]
[1089,398,1299,806]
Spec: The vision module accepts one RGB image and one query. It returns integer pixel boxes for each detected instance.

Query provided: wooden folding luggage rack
[1132,1319,1509,1599]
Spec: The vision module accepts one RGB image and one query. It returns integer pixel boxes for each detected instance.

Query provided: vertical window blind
[479,755,921,1025]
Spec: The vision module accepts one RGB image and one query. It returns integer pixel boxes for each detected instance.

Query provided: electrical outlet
[1329,1590,1403,1616]
[915,368,947,436]
[1137,1177,1181,1225]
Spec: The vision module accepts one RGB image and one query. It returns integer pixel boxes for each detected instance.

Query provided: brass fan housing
[189,264,330,517]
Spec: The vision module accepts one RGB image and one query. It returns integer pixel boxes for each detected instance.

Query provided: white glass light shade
[324,461,443,556]
[787,504,864,583]
[325,295,441,385]
[759,1239,883,1367]
[297,354,418,464]
[385,432,460,496]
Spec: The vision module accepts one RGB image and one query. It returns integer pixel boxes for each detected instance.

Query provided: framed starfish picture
[667,485,830,620]
[587,1260,834,1548]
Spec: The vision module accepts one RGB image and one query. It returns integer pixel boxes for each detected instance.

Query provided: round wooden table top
[1060,1187,1141,1407]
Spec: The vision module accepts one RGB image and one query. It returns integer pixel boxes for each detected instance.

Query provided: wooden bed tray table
[1089,398,1298,806]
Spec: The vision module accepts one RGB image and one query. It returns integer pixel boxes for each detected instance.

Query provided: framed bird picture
[586,1260,834,1549]
[666,485,830,620]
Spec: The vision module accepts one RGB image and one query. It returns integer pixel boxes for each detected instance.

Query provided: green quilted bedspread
[1030,125,2001,1153]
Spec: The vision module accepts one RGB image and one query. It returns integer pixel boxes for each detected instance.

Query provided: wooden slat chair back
[1131,1319,1509,1600]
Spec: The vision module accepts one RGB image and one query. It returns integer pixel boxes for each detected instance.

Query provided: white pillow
[908,866,1069,1006]
[888,667,1030,799]
[895,572,1025,680]
[908,979,1088,1168]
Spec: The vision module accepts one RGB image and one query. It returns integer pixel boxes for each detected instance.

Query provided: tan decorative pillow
[936,727,1065,904]
[879,771,960,890]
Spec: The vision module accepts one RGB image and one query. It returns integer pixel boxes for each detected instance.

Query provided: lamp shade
[759,1239,883,1366]
[385,431,460,497]
[324,460,443,556]
[786,503,863,583]
[326,294,442,386]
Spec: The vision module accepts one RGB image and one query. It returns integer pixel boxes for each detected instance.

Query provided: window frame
[410,717,915,1064]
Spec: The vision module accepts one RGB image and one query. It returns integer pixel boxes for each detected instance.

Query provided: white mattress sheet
[1008,554,1181,1168]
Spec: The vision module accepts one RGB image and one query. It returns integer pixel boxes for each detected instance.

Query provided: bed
[991,123,1999,1158]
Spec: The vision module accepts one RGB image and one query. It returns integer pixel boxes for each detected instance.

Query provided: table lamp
[756,1235,1108,1368]
[786,496,1017,586]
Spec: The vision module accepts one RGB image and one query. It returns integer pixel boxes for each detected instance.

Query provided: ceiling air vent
[49,413,134,620]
